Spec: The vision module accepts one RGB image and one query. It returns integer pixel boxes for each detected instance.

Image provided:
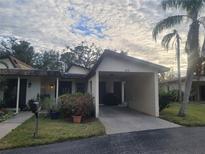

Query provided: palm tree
[161,29,182,103]
[0,61,8,69]
[153,0,205,116]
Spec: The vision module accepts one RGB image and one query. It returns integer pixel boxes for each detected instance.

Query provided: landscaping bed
[160,102,205,126]
[0,110,14,123]
[0,115,105,150]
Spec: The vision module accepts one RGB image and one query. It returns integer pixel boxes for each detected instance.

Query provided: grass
[0,111,14,123]
[0,115,105,150]
[160,102,205,126]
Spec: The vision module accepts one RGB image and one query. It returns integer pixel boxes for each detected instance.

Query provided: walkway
[0,112,33,139]
[99,106,180,134]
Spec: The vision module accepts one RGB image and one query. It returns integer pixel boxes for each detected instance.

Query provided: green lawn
[0,115,105,150]
[160,102,205,126]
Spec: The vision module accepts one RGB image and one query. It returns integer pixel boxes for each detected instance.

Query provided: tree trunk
[178,19,200,117]
[178,55,197,116]
[176,36,182,102]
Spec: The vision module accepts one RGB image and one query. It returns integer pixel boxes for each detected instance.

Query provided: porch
[0,76,87,113]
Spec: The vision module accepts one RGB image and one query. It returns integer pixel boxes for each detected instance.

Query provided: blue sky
[68,6,107,39]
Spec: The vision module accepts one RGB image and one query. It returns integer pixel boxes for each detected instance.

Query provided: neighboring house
[0,50,169,117]
[161,76,205,101]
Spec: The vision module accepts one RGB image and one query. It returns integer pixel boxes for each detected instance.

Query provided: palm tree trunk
[176,36,182,102]
[178,55,197,116]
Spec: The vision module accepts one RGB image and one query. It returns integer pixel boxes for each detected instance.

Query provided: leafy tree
[153,0,205,116]
[34,50,61,70]
[12,41,36,66]
[0,37,36,66]
[161,29,182,103]
[0,36,16,56]
[64,42,103,68]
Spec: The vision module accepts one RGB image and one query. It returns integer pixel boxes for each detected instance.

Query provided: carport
[87,50,169,118]
[99,72,159,116]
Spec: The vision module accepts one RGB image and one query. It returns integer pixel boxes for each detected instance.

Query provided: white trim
[154,73,159,117]
[95,71,99,118]
[121,81,125,103]
[16,77,20,114]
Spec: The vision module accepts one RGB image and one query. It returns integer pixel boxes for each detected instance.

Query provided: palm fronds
[162,0,204,12]
[152,15,186,40]
[161,32,176,50]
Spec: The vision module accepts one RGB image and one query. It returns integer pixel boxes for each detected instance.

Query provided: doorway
[114,81,122,104]
[99,82,106,104]
[19,79,27,110]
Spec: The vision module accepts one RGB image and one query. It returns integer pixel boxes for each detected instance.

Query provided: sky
[1,0,203,75]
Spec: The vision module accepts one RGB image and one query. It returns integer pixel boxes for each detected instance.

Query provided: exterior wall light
[49,83,55,89]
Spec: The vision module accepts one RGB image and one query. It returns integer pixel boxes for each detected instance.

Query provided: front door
[99,82,106,104]
[4,79,17,108]
[114,81,122,104]
[19,79,27,110]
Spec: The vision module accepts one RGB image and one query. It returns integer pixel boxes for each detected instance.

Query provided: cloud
[1,0,204,75]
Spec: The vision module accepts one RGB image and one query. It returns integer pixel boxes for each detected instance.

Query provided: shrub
[40,97,54,111]
[58,93,95,119]
[159,91,173,112]
[0,99,5,109]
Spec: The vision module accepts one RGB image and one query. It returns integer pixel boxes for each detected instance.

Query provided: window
[76,82,86,93]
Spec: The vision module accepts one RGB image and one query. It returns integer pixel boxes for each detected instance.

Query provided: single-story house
[160,76,205,101]
[0,50,169,117]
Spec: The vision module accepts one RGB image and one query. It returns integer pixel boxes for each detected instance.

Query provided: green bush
[159,91,173,112]
[58,93,95,119]
[40,97,55,111]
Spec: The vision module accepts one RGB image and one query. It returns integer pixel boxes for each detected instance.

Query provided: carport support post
[56,77,59,104]
[95,71,99,118]
[16,77,20,114]
[122,81,125,103]
[154,73,159,117]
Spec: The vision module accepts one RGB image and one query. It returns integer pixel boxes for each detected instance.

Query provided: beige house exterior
[0,51,169,117]
[161,76,205,101]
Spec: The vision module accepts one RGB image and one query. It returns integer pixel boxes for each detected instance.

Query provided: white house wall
[68,66,89,74]
[26,77,41,103]
[97,56,158,73]
[126,73,158,116]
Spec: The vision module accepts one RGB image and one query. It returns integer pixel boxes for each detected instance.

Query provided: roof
[0,69,60,77]
[67,63,89,71]
[88,50,169,78]
[61,73,87,80]
[0,55,33,69]
[160,77,186,84]
[0,51,170,79]
[161,76,205,84]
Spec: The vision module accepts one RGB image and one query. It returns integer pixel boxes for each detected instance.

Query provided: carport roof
[88,50,169,78]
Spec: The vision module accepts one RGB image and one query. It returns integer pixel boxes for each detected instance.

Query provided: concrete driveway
[99,106,179,134]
